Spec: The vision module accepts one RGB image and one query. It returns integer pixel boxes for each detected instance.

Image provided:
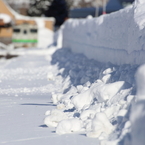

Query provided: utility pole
[94,0,109,17]
[94,0,102,17]
[95,5,99,17]
[102,0,107,14]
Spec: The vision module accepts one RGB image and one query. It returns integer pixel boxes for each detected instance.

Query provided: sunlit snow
[0,0,145,145]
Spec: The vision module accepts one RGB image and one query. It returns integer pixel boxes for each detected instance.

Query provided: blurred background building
[3,0,30,15]
[0,0,55,46]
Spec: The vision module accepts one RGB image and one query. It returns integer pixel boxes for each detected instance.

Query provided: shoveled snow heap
[44,47,136,145]
[44,0,145,145]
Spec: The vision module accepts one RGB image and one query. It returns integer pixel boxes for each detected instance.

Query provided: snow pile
[0,0,144,144]
[130,64,145,145]
[43,47,137,144]
[0,13,12,23]
[0,42,7,49]
[62,0,145,65]
[42,1,145,144]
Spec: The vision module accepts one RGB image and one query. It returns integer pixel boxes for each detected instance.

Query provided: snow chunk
[87,112,114,138]
[44,109,68,127]
[56,118,82,135]
[0,42,7,49]
[51,92,63,105]
[135,0,145,5]
[135,64,145,100]
[72,81,124,110]
[80,110,96,121]
[100,140,118,145]
[117,109,127,117]
[0,13,12,23]
[130,64,145,145]
[47,72,55,81]
[45,110,51,116]
[72,88,94,110]
[94,81,125,103]
[103,68,115,75]
[102,74,111,83]
[103,105,120,119]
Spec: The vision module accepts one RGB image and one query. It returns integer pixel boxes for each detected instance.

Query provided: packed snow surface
[0,45,138,145]
[130,64,145,145]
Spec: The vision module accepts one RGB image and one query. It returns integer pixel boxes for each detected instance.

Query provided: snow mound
[43,45,138,144]
[62,1,145,65]
[42,0,145,144]
[0,13,12,23]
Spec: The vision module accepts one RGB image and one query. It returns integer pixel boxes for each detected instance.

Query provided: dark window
[24,30,27,34]
[13,28,20,33]
[30,29,37,33]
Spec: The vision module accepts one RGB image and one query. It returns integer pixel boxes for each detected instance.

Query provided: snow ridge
[62,2,145,65]
[44,48,137,144]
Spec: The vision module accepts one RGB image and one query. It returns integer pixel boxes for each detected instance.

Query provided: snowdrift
[62,1,145,65]
[43,1,145,145]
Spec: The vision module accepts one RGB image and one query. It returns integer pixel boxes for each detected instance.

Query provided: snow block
[56,118,82,135]
[130,64,145,145]
[62,2,145,65]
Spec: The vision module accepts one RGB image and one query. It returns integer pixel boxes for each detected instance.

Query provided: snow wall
[62,1,145,65]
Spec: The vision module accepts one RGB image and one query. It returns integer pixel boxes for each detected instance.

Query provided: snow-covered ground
[0,0,145,145]
[0,47,101,145]
[0,44,140,145]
